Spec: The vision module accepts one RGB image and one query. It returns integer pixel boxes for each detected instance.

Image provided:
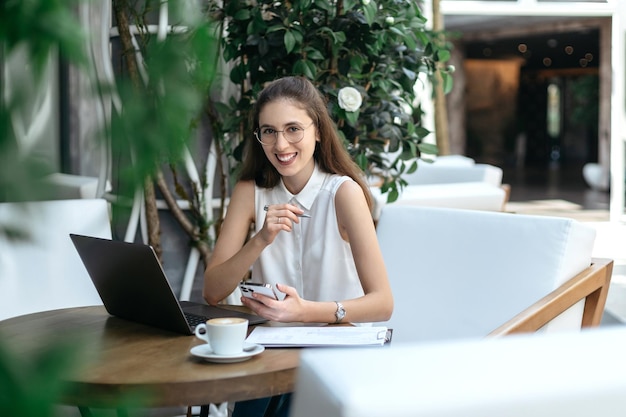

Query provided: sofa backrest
[402,156,503,187]
[375,205,596,343]
[0,199,111,320]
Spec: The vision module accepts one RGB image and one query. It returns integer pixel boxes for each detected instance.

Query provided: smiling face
[258,99,318,194]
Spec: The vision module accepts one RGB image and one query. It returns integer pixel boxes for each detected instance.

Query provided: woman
[203,76,393,416]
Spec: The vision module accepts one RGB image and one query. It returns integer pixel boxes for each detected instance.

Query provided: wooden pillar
[432,0,450,156]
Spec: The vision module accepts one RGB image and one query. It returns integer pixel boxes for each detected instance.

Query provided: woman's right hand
[258,203,305,244]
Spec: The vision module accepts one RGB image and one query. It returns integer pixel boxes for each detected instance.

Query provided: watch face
[335,303,346,321]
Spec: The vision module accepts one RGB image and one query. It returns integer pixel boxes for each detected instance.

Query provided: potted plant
[205,0,452,204]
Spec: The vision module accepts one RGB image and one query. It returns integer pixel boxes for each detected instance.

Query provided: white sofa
[370,181,506,220]
[0,199,111,321]
[290,327,626,417]
[373,205,610,343]
[370,155,507,220]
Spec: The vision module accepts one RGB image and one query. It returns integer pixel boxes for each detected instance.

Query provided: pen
[263,205,311,218]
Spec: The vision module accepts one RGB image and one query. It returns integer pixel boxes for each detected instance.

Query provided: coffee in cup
[194,317,249,355]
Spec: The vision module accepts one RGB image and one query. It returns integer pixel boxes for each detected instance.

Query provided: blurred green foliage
[0,337,84,416]
[0,0,218,414]
[0,0,87,202]
[108,3,219,188]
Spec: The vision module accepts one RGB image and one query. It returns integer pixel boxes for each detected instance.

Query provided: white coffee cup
[194,317,249,355]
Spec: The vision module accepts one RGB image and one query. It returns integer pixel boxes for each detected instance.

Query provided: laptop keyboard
[185,312,208,328]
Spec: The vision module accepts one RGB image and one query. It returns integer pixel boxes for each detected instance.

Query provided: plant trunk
[112,0,162,257]
[155,172,212,265]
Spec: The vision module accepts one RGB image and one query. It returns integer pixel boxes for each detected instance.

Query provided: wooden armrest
[488,258,614,337]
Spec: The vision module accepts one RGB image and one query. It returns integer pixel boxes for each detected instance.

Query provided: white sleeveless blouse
[252,165,364,303]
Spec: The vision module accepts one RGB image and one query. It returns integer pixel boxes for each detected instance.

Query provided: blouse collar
[278,164,328,211]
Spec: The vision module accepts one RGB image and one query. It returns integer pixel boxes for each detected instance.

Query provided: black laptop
[69,233,266,335]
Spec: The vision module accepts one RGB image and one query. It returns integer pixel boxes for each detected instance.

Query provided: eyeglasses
[254,122,314,146]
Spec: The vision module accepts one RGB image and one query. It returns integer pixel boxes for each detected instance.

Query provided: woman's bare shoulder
[335,179,370,218]
[226,180,256,220]
[336,177,367,201]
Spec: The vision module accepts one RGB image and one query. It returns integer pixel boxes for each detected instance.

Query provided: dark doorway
[462,28,600,198]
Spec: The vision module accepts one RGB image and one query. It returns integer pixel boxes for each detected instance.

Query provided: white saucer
[190,342,265,363]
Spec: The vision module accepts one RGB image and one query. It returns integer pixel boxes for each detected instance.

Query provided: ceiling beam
[455,17,608,41]
[441,1,615,17]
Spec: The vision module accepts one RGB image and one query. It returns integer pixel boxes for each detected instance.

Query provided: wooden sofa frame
[489,258,614,336]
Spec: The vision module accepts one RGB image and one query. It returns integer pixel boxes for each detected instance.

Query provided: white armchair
[0,199,111,321]
[290,205,615,417]
[373,205,612,343]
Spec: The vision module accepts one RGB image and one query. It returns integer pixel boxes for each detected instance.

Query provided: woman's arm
[203,180,306,305]
[203,181,258,304]
[332,180,394,323]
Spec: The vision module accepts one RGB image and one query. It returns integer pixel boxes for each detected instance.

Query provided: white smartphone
[239,282,278,300]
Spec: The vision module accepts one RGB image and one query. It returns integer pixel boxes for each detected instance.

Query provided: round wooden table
[0,306,300,408]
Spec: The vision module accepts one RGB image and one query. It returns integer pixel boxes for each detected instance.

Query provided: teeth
[277,153,296,162]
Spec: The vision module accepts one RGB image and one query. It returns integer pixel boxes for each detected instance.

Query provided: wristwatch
[334,301,346,323]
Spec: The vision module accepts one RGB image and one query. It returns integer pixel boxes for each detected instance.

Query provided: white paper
[245,326,389,347]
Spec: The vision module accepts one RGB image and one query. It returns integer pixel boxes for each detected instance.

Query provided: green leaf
[406,160,418,174]
[293,59,316,80]
[356,153,368,170]
[417,142,439,155]
[343,0,359,10]
[390,27,404,37]
[386,187,399,203]
[345,110,360,126]
[363,2,377,26]
[436,49,451,62]
[403,33,417,51]
[412,127,429,140]
[314,0,334,13]
[284,30,297,53]
[305,47,325,60]
[441,72,454,94]
[333,31,347,44]
[267,25,286,34]
[303,59,317,79]
[234,9,251,21]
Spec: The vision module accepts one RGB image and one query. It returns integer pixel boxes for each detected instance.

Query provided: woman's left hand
[240,283,306,322]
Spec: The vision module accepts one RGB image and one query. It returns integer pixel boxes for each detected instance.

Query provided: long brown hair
[239,76,372,209]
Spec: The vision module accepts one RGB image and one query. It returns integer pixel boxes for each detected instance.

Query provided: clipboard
[245,326,392,347]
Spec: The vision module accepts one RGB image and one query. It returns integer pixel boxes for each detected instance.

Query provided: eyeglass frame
[254,122,315,146]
